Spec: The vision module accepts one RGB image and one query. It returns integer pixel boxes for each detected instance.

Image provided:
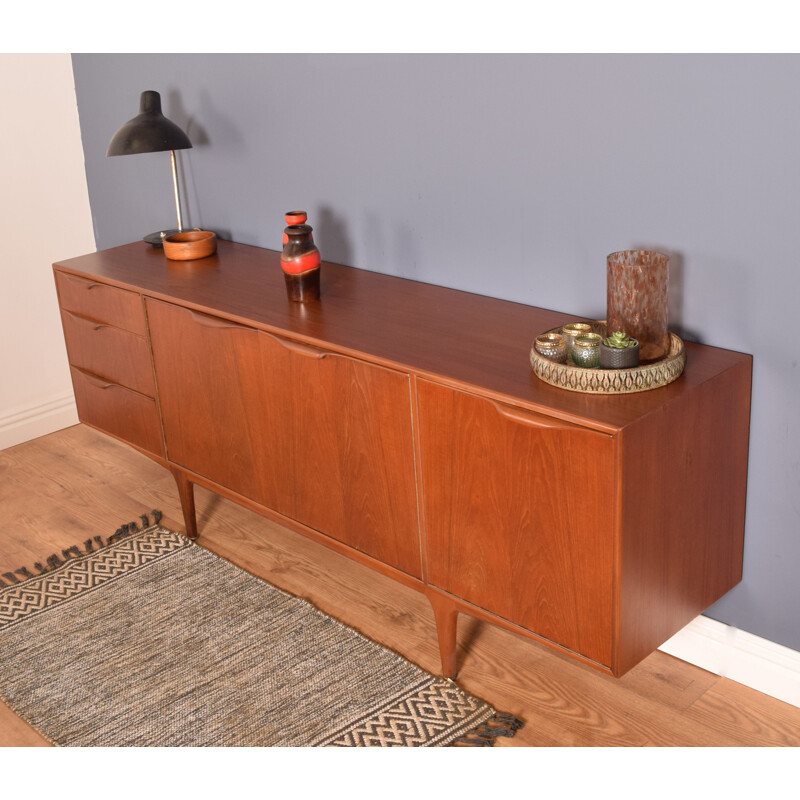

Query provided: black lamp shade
[107,90,192,157]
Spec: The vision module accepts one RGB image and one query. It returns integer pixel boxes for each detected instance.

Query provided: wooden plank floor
[2,424,800,747]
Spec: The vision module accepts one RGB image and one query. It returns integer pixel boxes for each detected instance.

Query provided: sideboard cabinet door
[146,299,280,507]
[256,331,420,578]
[147,299,421,579]
[417,380,617,667]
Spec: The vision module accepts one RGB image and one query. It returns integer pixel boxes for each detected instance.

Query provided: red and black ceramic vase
[282,210,308,245]
[281,223,321,302]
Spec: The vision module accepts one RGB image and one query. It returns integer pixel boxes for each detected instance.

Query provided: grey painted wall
[71,54,800,652]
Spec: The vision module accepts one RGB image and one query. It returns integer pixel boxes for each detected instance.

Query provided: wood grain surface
[59,309,155,397]
[54,270,147,336]
[69,367,164,458]
[51,240,753,679]
[146,298,421,577]
[418,379,616,666]
[54,240,750,432]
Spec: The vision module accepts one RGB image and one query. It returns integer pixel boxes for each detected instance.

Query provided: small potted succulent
[599,330,639,369]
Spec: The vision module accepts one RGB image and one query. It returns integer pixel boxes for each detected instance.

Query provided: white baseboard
[659,615,800,709]
[0,393,78,450]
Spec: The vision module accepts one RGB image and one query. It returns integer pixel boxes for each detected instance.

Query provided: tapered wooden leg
[428,592,459,679]
[170,468,198,540]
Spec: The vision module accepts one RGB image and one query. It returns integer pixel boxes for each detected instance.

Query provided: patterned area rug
[0,513,522,747]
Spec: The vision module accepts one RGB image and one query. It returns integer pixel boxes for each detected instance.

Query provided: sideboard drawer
[60,309,155,397]
[70,366,164,457]
[55,271,147,336]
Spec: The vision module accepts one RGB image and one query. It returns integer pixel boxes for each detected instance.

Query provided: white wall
[0,54,95,449]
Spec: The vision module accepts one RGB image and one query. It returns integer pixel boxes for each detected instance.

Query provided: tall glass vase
[606,250,669,363]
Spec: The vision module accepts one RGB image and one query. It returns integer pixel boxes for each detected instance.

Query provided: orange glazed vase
[282,210,308,244]
[281,224,321,302]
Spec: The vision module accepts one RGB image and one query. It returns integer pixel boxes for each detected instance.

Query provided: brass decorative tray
[529,322,686,394]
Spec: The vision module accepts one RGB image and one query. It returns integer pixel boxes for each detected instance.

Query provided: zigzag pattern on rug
[0,515,524,746]
[0,510,163,588]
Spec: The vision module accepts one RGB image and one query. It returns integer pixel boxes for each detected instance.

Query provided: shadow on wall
[165,89,237,241]
[166,89,209,147]
[164,90,202,236]
[315,206,352,267]
[632,244,702,344]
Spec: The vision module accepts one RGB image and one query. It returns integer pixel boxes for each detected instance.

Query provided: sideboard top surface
[54,240,751,432]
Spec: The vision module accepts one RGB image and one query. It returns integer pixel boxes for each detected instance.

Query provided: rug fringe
[0,510,162,588]
[449,711,524,747]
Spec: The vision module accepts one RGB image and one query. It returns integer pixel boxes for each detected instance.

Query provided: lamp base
[143,229,182,247]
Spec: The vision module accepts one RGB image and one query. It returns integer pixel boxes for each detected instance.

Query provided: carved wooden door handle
[187,309,255,332]
[490,399,598,433]
[262,330,329,359]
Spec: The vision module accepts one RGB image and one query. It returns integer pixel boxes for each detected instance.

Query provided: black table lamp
[107,90,192,245]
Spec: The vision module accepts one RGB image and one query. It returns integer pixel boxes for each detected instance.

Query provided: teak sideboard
[53,240,752,678]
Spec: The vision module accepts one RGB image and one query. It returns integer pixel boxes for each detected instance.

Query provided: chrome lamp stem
[170,149,184,232]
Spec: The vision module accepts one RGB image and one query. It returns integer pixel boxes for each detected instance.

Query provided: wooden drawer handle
[263,331,328,359]
[63,274,101,290]
[60,273,96,288]
[63,310,118,334]
[490,400,580,431]
[187,310,254,332]
[62,309,103,327]
[79,371,116,391]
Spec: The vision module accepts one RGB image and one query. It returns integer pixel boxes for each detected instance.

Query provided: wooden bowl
[163,230,217,260]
